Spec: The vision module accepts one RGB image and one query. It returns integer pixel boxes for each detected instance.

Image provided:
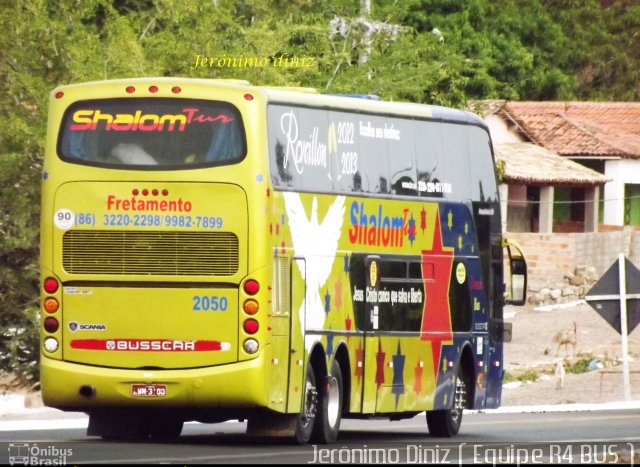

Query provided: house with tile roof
[478,101,640,231]
[493,142,609,233]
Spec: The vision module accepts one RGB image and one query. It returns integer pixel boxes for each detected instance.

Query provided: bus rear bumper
[40,353,268,412]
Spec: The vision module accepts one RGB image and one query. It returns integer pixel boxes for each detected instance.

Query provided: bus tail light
[243,339,259,354]
[44,277,59,294]
[243,280,259,295]
[44,337,59,353]
[171,86,181,94]
[243,319,259,334]
[243,299,259,315]
[44,317,59,333]
[43,298,59,313]
[126,86,136,94]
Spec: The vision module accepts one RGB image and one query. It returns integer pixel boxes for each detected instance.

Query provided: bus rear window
[58,98,245,169]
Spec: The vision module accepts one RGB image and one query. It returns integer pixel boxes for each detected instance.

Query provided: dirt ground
[502,301,640,406]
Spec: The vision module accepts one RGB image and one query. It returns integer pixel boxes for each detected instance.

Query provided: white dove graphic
[283,192,345,346]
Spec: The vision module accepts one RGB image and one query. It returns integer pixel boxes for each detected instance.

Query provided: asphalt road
[1,409,639,464]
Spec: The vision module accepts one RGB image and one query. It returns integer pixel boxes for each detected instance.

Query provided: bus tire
[426,366,467,437]
[294,362,319,444]
[312,359,343,443]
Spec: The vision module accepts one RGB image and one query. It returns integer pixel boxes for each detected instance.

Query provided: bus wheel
[294,362,318,444]
[426,367,468,437]
[313,359,343,443]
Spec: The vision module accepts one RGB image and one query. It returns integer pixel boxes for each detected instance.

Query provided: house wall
[485,114,523,144]
[604,159,640,225]
[507,229,640,287]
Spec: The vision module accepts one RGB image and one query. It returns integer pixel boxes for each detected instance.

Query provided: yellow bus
[40,78,526,443]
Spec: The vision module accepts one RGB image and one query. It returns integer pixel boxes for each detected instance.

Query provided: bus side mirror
[504,239,527,306]
[507,257,527,305]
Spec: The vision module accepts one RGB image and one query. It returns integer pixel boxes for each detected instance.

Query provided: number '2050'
[193,295,228,312]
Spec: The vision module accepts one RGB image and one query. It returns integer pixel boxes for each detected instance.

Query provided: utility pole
[326,1,404,88]
[359,0,372,64]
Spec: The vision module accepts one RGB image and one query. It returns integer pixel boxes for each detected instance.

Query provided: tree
[0,0,638,386]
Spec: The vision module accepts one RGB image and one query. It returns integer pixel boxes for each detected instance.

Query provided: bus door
[361,255,381,414]
[268,256,302,413]
[285,257,306,413]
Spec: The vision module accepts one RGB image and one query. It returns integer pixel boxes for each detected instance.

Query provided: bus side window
[415,120,443,199]
[468,126,498,203]
[388,117,417,196]
[449,260,472,332]
[357,115,388,194]
[377,259,424,333]
[349,254,367,331]
[440,123,470,201]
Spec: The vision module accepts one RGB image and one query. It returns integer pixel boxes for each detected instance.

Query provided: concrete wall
[508,228,640,287]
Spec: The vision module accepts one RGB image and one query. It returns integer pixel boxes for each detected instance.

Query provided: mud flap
[246,411,297,438]
[88,409,146,439]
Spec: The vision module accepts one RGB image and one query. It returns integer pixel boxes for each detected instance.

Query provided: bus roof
[52,77,487,129]
[261,87,486,128]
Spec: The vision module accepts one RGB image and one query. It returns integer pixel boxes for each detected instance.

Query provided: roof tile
[494,143,611,186]
[502,102,640,159]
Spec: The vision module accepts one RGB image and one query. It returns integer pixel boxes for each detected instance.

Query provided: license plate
[131,384,167,397]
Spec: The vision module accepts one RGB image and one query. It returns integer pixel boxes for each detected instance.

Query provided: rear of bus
[39,79,272,435]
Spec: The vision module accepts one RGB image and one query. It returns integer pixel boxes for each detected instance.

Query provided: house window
[554,187,585,232]
[625,184,640,226]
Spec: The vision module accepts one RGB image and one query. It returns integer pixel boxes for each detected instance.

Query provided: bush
[0,306,40,388]
[503,368,539,383]
[565,352,616,374]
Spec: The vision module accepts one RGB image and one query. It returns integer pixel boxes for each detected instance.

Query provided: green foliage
[0,0,638,385]
[565,353,617,374]
[503,368,539,384]
[0,307,40,387]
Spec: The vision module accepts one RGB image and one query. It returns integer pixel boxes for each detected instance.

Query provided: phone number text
[76,213,224,229]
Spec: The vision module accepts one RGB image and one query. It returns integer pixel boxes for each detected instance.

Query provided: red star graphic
[420,206,427,233]
[345,314,352,343]
[375,339,386,389]
[420,210,454,381]
[414,361,424,394]
[354,341,364,383]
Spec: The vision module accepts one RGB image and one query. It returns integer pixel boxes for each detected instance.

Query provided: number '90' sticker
[54,209,75,230]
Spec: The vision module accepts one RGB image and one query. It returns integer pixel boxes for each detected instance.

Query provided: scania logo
[68,321,107,332]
